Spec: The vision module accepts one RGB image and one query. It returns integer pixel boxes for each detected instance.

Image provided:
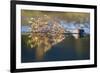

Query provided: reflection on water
[21,32,90,62]
[75,37,90,59]
[26,32,65,61]
[75,39,83,57]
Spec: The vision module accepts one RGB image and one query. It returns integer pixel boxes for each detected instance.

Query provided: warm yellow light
[35,37,38,40]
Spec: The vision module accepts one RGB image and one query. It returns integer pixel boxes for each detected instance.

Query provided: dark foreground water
[21,34,90,63]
